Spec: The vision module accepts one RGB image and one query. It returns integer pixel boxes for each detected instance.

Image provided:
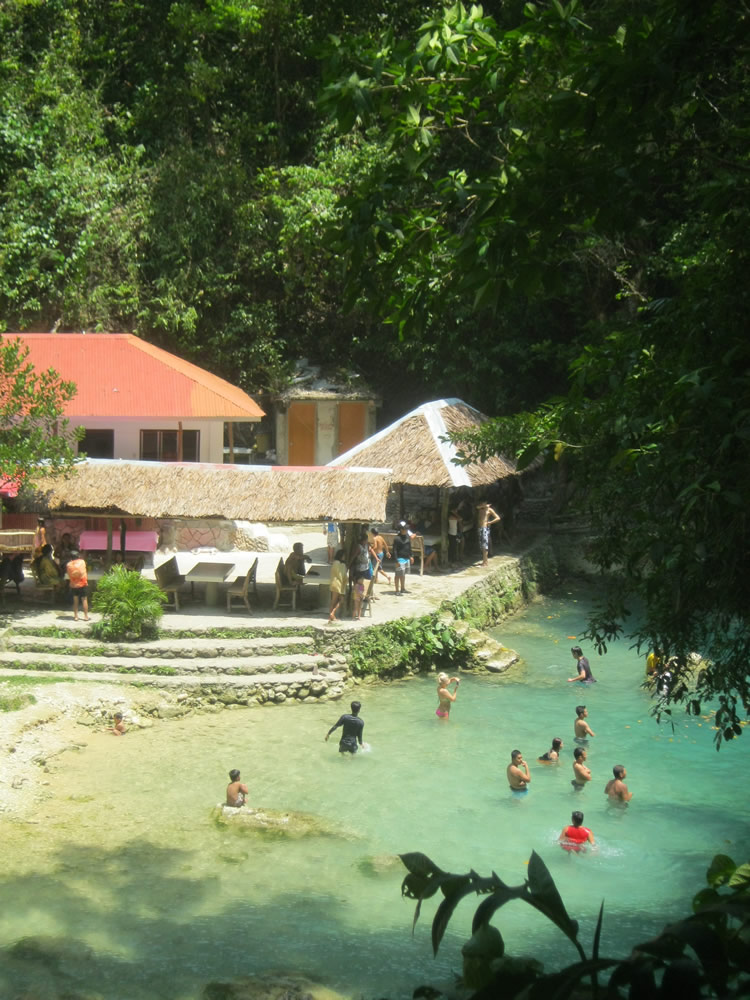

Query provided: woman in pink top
[66,549,89,621]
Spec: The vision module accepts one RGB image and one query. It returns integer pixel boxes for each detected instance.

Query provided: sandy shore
[0,679,163,820]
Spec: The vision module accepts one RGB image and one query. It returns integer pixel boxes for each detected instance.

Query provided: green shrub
[348,614,470,677]
[91,566,166,641]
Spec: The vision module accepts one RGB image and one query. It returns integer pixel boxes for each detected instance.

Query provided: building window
[79,429,115,459]
[140,430,199,462]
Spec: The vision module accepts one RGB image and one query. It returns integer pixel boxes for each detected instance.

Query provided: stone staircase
[0,626,349,707]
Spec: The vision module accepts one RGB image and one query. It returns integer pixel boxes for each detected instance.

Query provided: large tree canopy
[322,0,750,742]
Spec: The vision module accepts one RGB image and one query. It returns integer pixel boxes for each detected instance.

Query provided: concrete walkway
[3,546,519,633]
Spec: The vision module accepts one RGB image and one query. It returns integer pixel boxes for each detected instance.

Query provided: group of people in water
[223,645,630,852]
[501,651,632,851]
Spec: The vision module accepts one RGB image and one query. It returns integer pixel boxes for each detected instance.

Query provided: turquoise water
[1,588,748,999]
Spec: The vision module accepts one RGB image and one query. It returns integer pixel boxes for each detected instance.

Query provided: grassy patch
[0,674,73,687]
[0,691,37,712]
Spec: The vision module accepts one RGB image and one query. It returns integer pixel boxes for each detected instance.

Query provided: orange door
[288,403,316,465]
[337,402,366,456]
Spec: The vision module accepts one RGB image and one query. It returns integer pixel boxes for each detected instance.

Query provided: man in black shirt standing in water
[325,700,365,754]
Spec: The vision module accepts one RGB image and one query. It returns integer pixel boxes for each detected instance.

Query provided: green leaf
[399,852,445,877]
[431,876,475,955]
[526,851,580,945]
[728,862,750,889]
[706,854,736,888]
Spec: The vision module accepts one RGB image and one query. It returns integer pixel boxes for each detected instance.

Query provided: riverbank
[0,540,559,821]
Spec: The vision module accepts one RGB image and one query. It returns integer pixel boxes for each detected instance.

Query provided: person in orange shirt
[66,549,89,621]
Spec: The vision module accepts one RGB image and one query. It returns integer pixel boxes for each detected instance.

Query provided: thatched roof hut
[26,460,390,523]
[328,399,517,559]
[328,398,515,487]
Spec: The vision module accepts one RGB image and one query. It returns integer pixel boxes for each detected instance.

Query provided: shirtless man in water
[572,747,592,789]
[574,705,595,743]
[226,769,249,807]
[604,764,632,804]
[507,750,531,792]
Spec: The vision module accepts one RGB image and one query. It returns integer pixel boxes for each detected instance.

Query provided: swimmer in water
[604,764,632,805]
[436,672,460,719]
[574,705,595,743]
[226,769,249,807]
[538,737,563,763]
[559,810,595,852]
[325,700,365,754]
[111,712,126,735]
[507,749,531,792]
[568,646,596,683]
[572,746,591,789]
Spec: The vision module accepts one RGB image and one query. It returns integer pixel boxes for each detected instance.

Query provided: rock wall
[155,519,291,554]
[447,540,560,630]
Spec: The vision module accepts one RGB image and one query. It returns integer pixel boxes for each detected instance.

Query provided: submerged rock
[356,853,403,877]
[203,971,349,1000]
[7,934,94,973]
[211,805,354,839]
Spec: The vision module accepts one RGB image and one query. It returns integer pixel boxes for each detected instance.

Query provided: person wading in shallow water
[538,737,563,763]
[435,673,460,719]
[325,701,366,754]
[568,646,596,683]
[574,705,595,743]
[559,810,595,852]
[507,749,531,793]
[604,764,633,805]
[572,747,592,789]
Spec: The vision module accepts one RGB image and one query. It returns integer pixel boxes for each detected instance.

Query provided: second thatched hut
[328,399,518,561]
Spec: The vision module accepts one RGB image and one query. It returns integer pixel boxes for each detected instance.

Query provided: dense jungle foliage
[1,0,748,738]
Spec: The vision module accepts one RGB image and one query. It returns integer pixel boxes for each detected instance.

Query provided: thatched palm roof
[328,399,515,488]
[28,460,390,522]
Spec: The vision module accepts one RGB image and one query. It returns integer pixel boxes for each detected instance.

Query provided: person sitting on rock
[226,769,249,807]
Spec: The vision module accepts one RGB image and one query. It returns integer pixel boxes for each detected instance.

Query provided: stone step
[0,650,347,677]
[0,668,345,704]
[4,634,315,659]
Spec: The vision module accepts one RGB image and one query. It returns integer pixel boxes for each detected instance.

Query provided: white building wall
[74,418,225,463]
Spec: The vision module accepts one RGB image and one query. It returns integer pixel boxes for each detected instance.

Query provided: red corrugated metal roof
[2,333,264,420]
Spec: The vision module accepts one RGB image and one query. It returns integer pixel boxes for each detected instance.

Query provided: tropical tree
[0,338,80,490]
[321,0,750,741]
